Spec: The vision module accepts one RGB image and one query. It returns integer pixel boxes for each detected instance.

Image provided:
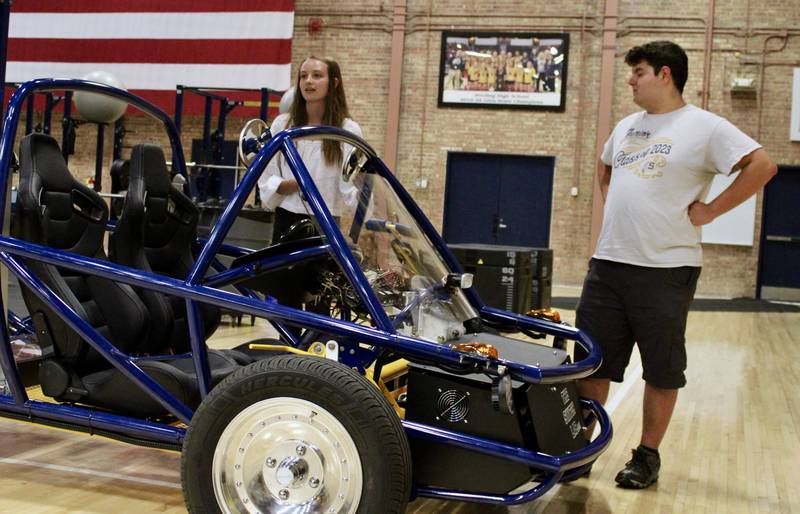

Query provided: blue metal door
[757,166,800,300]
[442,152,553,247]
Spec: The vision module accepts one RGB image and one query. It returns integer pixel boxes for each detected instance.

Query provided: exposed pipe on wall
[406,13,598,21]
[589,0,620,255]
[571,1,592,197]
[701,0,716,110]
[741,58,800,67]
[744,0,752,54]
[296,8,393,19]
[756,33,790,140]
[313,24,392,33]
[406,23,600,35]
[414,1,433,192]
[618,15,705,23]
[383,0,407,171]
[617,27,800,37]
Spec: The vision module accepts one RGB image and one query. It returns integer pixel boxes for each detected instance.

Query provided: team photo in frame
[438,31,570,111]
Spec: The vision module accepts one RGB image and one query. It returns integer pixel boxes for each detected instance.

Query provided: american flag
[5,0,294,114]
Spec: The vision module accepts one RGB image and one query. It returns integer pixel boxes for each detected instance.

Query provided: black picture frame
[437,31,570,111]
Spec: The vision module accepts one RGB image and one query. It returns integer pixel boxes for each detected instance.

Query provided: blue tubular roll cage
[0,79,611,505]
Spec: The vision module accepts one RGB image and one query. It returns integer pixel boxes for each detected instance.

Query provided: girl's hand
[277,179,300,195]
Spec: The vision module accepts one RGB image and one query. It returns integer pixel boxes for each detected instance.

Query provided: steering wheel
[341,147,368,182]
[238,118,270,166]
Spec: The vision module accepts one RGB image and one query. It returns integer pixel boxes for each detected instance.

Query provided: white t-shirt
[257,113,362,216]
[596,104,761,267]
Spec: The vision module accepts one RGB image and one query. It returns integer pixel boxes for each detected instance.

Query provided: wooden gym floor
[0,306,798,513]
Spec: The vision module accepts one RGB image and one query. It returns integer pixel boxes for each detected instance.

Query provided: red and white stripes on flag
[5,0,295,114]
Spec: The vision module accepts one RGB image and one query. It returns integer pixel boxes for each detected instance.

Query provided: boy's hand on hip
[688,201,716,226]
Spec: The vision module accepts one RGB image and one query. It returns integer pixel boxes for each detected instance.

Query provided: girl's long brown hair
[288,57,351,166]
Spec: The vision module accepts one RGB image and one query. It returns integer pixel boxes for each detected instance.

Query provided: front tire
[181,355,411,514]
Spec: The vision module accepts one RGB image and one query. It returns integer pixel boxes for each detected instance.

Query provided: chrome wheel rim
[212,397,363,514]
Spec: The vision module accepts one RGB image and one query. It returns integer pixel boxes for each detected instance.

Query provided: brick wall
[10,0,799,297]
[293,0,800,298]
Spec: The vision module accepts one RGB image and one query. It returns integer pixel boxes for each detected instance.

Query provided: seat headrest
[109,159,130,194]
[21,133,75,192]
[16,133,108,254]
[130,144,172,223]
[130,144,171,197]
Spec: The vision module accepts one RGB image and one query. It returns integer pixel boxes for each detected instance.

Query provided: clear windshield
[312,152,479,343]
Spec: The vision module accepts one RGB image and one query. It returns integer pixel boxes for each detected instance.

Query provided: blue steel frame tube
[0,1,21,401]
[406,399,612,504]
[190,130,394,333]
[0,396,185,445]
[3,254,195,423]
[281,140,395,331]
[0,81,195,423]
[480,306,601,382]
[276,127,603,375]
[185,300,212,398]
[339,135,603,377]
[203,245,331,288]
[0,0,8,132]
[0,84,610,481]
[189,134,287,281]
[7,310,32,335]
[417,472,561,505]
[0,257,28,405]
[188,124,601,381]
[0,0,14,404]
[0,102,601,386]
[404,400,610,472]
[0,79,188,223]
[0,234,508,374]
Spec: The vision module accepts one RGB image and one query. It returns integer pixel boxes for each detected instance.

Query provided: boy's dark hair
[625,41,688,94]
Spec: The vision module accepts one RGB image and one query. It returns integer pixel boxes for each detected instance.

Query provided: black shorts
[575,258,701,389]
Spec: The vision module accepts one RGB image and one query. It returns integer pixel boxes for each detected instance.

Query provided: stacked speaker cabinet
[448,244,553,313]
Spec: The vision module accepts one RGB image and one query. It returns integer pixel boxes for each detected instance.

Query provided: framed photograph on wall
[437,31,569,111]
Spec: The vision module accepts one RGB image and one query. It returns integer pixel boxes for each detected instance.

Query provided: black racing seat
[12,133,239,417]
[111,143,220,354]
[108,158,129,220]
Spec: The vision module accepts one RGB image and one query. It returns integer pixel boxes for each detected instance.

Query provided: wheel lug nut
[266,457,277,468]
[279,489,290,500]
[296,445,306,456]
[309,476,320,488]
